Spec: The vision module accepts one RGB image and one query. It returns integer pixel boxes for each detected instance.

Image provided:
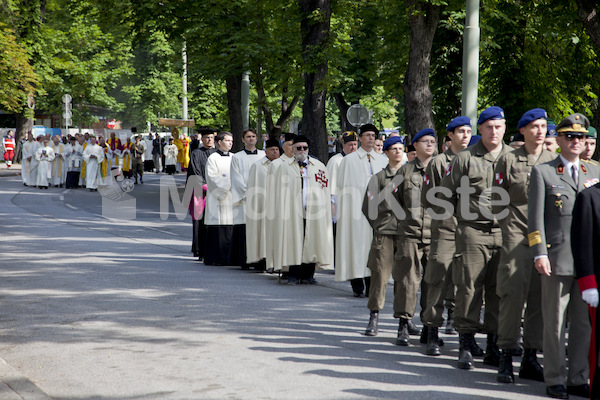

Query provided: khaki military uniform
[492,146,556,350]
[393,158,431,320]
[441,140,512,334]
[362,166,401,311]
[528,156,600,387]
[421,149,457,328]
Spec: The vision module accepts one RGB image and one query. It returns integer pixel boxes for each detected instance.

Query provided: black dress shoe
[547,385,568,399]
[287,276,299,285]
[305,277,318,285]
[354,292,365,298]
[567,384,589,398]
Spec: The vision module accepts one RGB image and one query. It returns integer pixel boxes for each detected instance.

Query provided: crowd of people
[188,108,599,400]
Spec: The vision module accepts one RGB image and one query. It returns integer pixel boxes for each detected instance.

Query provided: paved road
[0,170,551,399]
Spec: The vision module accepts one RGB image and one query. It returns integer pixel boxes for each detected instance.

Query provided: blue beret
[383,136,405,151]
[546,124,557,137]
[477,106,505,125]
[411,128,436,145]
[469,135,482,146]
[446,116,472,132]
[517,108,548,129]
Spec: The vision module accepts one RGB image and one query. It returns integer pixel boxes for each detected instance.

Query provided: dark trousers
[204,225,233,266]
[192,215,207,258]
[351,277,371,296]
[231,224,247,267]
[289,264,316,280]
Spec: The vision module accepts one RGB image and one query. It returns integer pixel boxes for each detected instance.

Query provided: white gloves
[582,288,599,308]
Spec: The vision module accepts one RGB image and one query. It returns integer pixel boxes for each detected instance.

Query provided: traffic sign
[63,111,72,120]
[346,104,371,128]
[62,94,72,104]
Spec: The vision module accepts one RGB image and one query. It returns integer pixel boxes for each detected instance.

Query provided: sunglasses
[295,146,308,150]
[560,133,585,140]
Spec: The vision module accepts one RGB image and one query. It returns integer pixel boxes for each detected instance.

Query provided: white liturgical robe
[335,147,388,281]
[82,144,105,189]
[245,156,272,264]
[205,151,233,226]
[22,140,41,186]
[230,149,265,225]
[265,153,293,270]
[34,146,55,187]
[326,152,345,222]
[272,156,334,270]
[51,142,68,185]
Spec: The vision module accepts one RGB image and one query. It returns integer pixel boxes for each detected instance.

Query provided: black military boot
[445,308,456,334]
[408,319,421,336]
[457,333,474,369]
[396,319,410,346]
[426,326,441,356]
[467,334,484,356]
[420,325,428,344]
[496,349,514,383]
[519,348,544,382]
[483,333,500,367]
[365,311,379,337]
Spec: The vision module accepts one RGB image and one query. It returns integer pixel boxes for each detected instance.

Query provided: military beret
[469,135,482,146]
[265,138,280,148]
[383,136,405,151]
[517,108,548,129]
[283,132,296,142]
[411,128,436,145]
[509,133,525,144]
[586,126,597,139]
[477,106,505,125]
[446,116,472,132]
[342,131,358,143]
[293,135,310,147]
[359,123,379,136]
[556,113,589,134]
[406,144,416,153]
[546,124,557,138]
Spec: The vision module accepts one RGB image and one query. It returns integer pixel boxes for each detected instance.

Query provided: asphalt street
[0,164,553,400]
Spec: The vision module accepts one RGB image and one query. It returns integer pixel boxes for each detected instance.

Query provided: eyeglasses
[295,146,308,150]
[417,139,436,145]
[560,133,585,141]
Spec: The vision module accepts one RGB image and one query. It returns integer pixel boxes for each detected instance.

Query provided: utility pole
[462,0,480,131]
[241,71,250,130]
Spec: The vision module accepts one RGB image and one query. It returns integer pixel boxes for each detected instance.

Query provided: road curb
[0,358,53,400]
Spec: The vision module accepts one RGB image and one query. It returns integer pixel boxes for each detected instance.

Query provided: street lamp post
[462,0,480,131]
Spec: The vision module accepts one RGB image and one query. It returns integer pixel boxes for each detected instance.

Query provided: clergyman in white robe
[34,142,55,188]
[22,136,41,186]
[82,139,105,190]
[51,139,68,186]
[335,144,388,290]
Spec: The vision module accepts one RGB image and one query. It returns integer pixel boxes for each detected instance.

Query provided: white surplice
[245,156,272,264]
[51,143,68,185]
[335,147,388,281]
[34,146,56,187]
[205,151,233,225]
[265,153,293,270]
[82,144,105,189]
[230,149,265,225]
[22,140,41,186]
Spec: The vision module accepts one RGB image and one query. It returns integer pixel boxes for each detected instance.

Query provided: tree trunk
[226,74,244,152]
[402,0,441,142]
[333,92,352,133]
[299,0,331,162]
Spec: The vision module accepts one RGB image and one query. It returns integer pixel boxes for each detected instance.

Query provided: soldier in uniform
[528,113,600,399]
[362,136,405,336]
[581,126,598,166]
[571,177,600,400]
[441,106,512,370]
[493,108,555,383]
[393,128,436,346]
[421,116,472,356]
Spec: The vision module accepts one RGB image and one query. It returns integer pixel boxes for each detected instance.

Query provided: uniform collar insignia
[557,164,564,174]
[581,163,587,173]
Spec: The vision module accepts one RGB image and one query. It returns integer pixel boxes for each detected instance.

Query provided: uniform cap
[556,113,589,134]
[411,128,436,145]
[546,124,557,138]
[517,108,548,129]
[383,136,404,151]
[586,126,597,139]
[265,138,280,148]
[359,123,379,136]
[446,116,471,132]
[509,133,525,144]
[469,135,482,146]
[342,131,358,143]
[283,132,296,142]
[477,106,505,125]
[292,135,310,147]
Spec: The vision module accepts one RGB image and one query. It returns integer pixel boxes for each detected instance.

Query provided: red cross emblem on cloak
[495,172,504,185]
[423,175,430,186]
[445,165,452,176]
[315,169,328,188]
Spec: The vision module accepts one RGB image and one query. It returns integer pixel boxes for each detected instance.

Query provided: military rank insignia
[554,193,562,209]
[528,231,542,247]
[495,172,503,185]
[557,164,564,174]
[581,163,588,173]
[315,170,328,189]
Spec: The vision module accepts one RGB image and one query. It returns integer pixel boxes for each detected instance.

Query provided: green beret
[587,126,597,139]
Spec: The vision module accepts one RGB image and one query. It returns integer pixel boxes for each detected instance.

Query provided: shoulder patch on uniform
[528,231,542,247]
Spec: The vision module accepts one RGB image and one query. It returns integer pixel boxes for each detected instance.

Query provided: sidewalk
[0,162,21,178]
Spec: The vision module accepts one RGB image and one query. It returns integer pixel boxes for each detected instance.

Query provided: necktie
[572,165,578,187]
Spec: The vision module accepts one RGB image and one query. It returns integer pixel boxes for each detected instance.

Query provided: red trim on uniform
[578,275,598,292]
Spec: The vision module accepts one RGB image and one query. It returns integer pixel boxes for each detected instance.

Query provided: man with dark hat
[422,116,472,356]
[335,124,388,297]
[266,132,296,273]
[508,133,525,149]
[245,138,281,267]
[271,135,334,283]
[188,128,217,261]
[441,106,512,370]
[362,135,405,336]
[493,108,555,384]
[230,129,265,268]
[528,113,600,399]
[392,128,436,346]
[581,126,598,166]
